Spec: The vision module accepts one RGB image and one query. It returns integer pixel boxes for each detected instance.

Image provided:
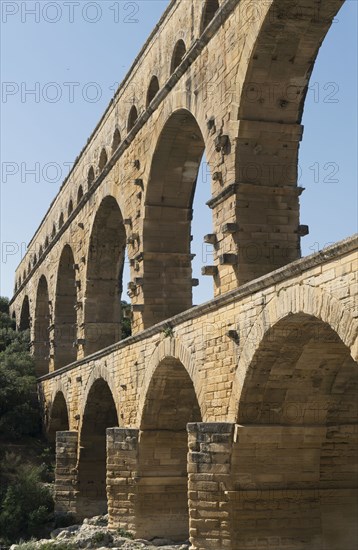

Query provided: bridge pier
[106,427,139,533]
[55,431,79,517]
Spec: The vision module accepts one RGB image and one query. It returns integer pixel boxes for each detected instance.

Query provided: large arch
[142,109,208,327]
[54,245,77,369]
[230,312,358,549]
[136,356,202,541]
[77,378,118,519]
[84,196,127,356]
[47,391,69,443]
[34,275,50,377]
[19,295,30,331]
[232,0,345,284]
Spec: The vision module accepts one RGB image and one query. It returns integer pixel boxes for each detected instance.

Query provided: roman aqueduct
[9,0,357,548]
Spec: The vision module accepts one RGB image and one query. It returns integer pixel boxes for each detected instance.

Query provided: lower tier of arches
[54,422,358,550]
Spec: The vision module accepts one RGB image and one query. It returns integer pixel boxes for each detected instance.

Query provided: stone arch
[127,105,138,132]
[51,224,56,240]
[58,212,64,229]
[47,390,69,443]
[141,108,209,327]
[136,343,202,541]
[19,295,30,331]
[79,364,118,424]
[45,236,49,248]
[230,310,358,547]
[111,128,121,153]
[229,284,358,419]
[170,39,186,74]
[200,0,219,33]
[33,253,37,267]
[232,0,345,284]
[84,196,127,356]
[39,244,44,257]
[54,245,77,369]
[137,337,203,425]
[87,166,95,188]
[68,199,74,216]
[27,261,31,276]
[146,75,160,107]
[77,377,119,519]
[98,147,108,172]
[34,275,50,377]
[77,185,84,203]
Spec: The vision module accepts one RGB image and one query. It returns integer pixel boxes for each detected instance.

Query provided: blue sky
[1,0,357,303]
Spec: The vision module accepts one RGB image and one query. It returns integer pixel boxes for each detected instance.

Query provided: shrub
[0,459,54,543]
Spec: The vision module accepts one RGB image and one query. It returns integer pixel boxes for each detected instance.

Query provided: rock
[150,539,174,547]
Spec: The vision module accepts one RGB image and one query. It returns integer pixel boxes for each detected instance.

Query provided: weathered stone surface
[8,0,357,548]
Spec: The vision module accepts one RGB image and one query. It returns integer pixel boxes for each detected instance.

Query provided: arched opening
[34,275,50,377]
[200,0,219,33]
[146,75,160,107]
[111,128,121,153]
[19,295,30,331]
[39,245,43,257]
[77,185,84,203]
[77,379,118,519]
[127,105,138,132]
[54,245,77,369]
[87,166,95,188]
[58,212,64,229]
[232,314,358,548]
[98,148,108,172]
[137,358,202,540]
[45,236,49,248]
[27,262,31,276]
[47,391,69,444]
[51,224,56,240]
[234,0,345,284]
[170,40,186,74]
[84,196,127,355]
[142,109,208,327]
[68,199,73,216]
[33,254,37,267]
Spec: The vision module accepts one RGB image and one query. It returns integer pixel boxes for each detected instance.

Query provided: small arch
[170,39,186,74]
[27,262,31,276]
[45,236,49,248]
[127,105,138,132]
[77,185,84,203]
[34,275,50,377]
[87,166,95,188]
[77,378,118,519]
[14,282,18,292]
[54,245,77,369]
[200,0,219,33]
[33,254,37,267]
[51,224,56,239]
[146,75,160,107]
[98,148,108,172]
[111,128,121,153]
[22,271,26,283]
[39,244,44,256]
[58,212,64,229]
[68,199,74,216]
[19,295,30,331]
[137,357,202,540]
[47,391,69,444]
[84,196,127,355]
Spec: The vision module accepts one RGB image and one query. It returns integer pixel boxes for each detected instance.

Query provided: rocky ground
[10,515,190,550]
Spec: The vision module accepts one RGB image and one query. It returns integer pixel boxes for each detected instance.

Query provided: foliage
[0,297,41,439]
[0,454,54,544]
[121,300,132,338]
[14,543,77,550]
[117,527,134,539]
[0,297,54,545]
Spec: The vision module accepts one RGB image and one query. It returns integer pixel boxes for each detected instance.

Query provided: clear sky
[1,0,357,303]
